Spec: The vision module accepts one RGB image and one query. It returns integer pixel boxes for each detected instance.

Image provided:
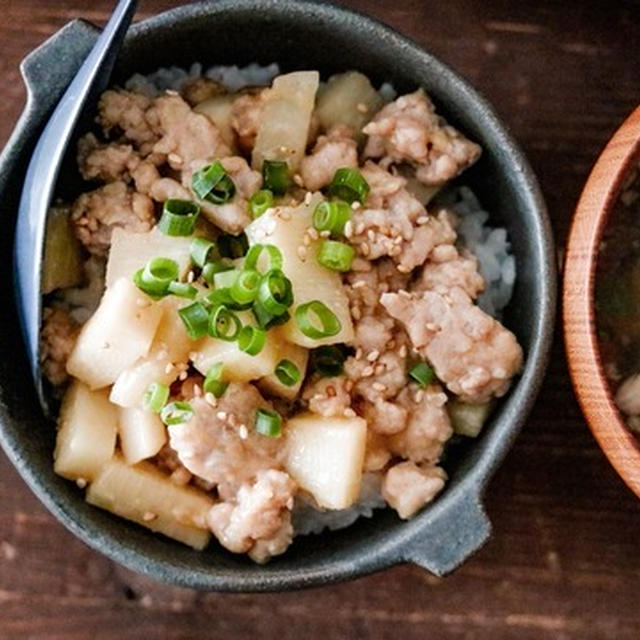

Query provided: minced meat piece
[363,89,481,185]
[40,307,79,387]
[382,462,446,519]
[230,89,265,152]
[77,133,138,183]
[71,181,155,256]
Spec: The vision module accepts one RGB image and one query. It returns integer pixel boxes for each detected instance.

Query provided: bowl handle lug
[401,491,491,576]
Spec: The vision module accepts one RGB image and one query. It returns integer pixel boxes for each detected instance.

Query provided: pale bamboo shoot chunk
[118,406,167,464]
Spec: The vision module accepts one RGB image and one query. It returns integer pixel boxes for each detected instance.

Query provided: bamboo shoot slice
[118,406,167,464]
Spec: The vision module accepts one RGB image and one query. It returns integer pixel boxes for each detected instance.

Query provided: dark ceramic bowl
[0,0,555,591]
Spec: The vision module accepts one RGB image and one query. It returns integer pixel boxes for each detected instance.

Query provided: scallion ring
[237,325,266,356]
[249,189,274,219]
[202,259,233,285]
[262,160,290,195]
[178,301,210,340]
[252,302,290,330]
[257,269,294,316]
[203,363,228,398]
[190,236,216,267]
[158,199,200,236]
[328,167,370,204]
[133,257,179,297]
[275,359,301,387]
[168,281,198,299]
[254,408,282,437]
[317,240,355,272]
[408,362,435,388]
[231,269,261,305]
[244,244,283,274]
[192,161,236,204]
[213,268,240,290]
[142,382,169,413]
[161,401,194,426]
[209,305,242,341]
[295,300,342,339]
[313,200,352,235]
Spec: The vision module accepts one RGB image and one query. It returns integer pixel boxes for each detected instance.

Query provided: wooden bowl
[564,105,640,495]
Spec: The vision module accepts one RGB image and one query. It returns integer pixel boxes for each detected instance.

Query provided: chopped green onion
[257,269,294,316]
[313,200,351,235]
[213,268,240,290]
[244,244,283,273]
[209,305,242,341]
[218,232,249,259]
[161,401,194,426]
[254,408,282,437]
[203,363,228,398]
[142,382,169,413]
[249,189,274,218]
[178,301,210,339]
[409,362,435,388]
[231,269,260,305]
[252,302,290,329]
[328,167,370,203]
[192,161,236,204]
[202,259,233,285]
[190,236,216,267]
[311,345,348,377]
[262,160,290,195]
[203,288,236,309]
[168,281,198,299]
[237,325,266,356]
[317,240,355,272]
[133,257,179,298]
[158,199,200,236]
[295,300,341,339]
[275,359,301,387]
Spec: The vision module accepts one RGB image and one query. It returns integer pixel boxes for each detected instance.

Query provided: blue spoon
[14,0,138,413]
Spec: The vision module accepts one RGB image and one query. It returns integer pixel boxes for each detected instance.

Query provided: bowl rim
[0,0,556,591]
[564,104,640,495]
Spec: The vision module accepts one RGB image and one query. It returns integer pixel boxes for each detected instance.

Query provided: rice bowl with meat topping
[40,62,523,563]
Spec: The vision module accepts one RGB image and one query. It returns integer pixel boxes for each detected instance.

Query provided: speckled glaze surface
[0,0,555,592]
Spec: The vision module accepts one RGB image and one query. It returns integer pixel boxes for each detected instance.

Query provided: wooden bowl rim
[564,104,640,495]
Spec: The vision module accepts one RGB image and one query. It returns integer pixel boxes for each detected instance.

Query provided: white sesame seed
[345,380,354,392]
[351,201,362,210]
[344,220,354,238]
[356,102,368,114]
[303,234,311,247]
[307,227,319,240]
[355,222,366,235]
[297,246,308,261]
[426,323,439,331]
[355,348,363,360]
[372,382,387,392]
[362,366,374,377]
[367,349,380,362]
[397,264,410,273]
[293,173,304,186]
[304,191,313,205]
[165,363,175,374]
[187,270,195,283]
[136,298,148,307]
[351,306,362,320]
[228,413,237,427]
[352,280,366,289]
[343,407,357,418]
[399,345,408,358]
[143,511,158,522]
[398,289,412,299]
[360,242,370,257]
[166,89,179,96]
[193,384,202,397]
[216,411,227,421]
[238,424,249,439]
[76,478,87,489]
[414,390,425,403]
[320,229,331,238]
[417,215,429,225]
[204,392,218,407]
[179,371,188,381]
[374,364,385,376]
[367,229,376,242]
[168,153,183,165]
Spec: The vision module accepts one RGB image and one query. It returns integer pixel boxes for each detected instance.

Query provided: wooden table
[2,1,640,638]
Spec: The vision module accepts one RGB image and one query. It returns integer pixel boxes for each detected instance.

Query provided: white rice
[444,186,516,318]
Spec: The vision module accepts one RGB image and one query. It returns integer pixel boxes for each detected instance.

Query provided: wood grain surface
[2,1,640,638]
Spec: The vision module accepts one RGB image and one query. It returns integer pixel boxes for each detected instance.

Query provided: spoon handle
[15,0,138,412]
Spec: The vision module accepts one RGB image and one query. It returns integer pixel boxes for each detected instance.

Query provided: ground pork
[40,307,79,387]
[230,89,265,152]
[98,89,158,152]
[167,384,284,498]
[363,90,481,185]
[302,375,353,418]
[413,248,485,299]
[148,93,231,169]
[381,288,523,403]
[181,77,225,106]
[77,133,138,183]
[207,469,295,562]
[387,386,452,462]
[71,181,155,256]
[382,461,447,519]
[349,162,457,272]
[300,125,358,191]
[345,258,410,316]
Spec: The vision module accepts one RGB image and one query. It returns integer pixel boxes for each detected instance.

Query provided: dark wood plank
[2,1,640,638]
